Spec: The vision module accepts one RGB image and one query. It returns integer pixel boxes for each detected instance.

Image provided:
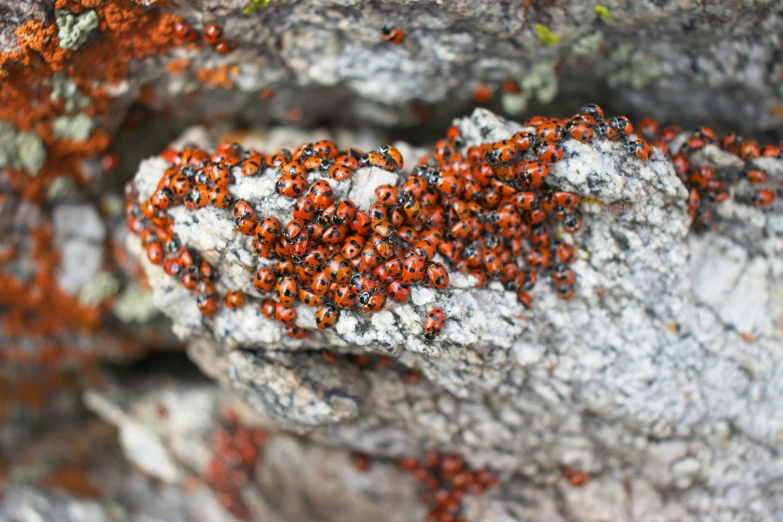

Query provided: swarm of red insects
[635,117,780,232]
[173,21,237,54]
[127,103,665,340]
[206,411,268,520]
[398,448,499,522]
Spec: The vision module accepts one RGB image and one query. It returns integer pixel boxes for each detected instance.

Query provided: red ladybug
[382,26,405,44]
[203,24,223,45]
[241,157,263,177]
[425,262,449,290]
[387,279,411,303]
[173,21,199,43]
[254,216,280,243]
[224,291,245,310]
[254,267,276,292]
[423,308,445,341]
[309,179,334,211]
[197,294,218,316]
[325,255,353,283]
[146,240,164,265]
[316,303,339,328]
[402,254,427,284]
[276,174,308,197]
[274,303,297,323]
[752,189,776,208]
[275,276,298,305]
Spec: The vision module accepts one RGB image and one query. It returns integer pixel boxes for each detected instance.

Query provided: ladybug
[276,174,308,197]
[169,173,190,197]
[425,262,449,290]
[382,26,405,44]
[376,185,399,205]
[596,122,621,140]
[303,246,330,267]
[536,122,564,141]
[402,254,427,284]
[207,163,232,186]
[328,164,353,181]
[579,103,604,120]
[163,258,183,277]
[609,116,633,136]
[552,265,576,286]
[638,117,659,140]
[519,161,551,189]
[746,170,768,184]
[298,288,324,307]
[293,197,316,221]
[286,325,308,339]
[310,271,331,296]
[485,140,517,165]
[275,276,298,305]
[752,189,776,208]
[209,186,232,208]
[738,140,761,160]
[224,291,245,310]
[624,139,654,160]
[311,140,339,159]
[533,140,564,163]
[241,157,263,177]
[151,188,173,210]
[333,284,357,309]
[203,24,223,45]
[146,240,164,265]
[342,235,366,258]
[379,145,404,171]
[254,267,276,292]
[555,243,576,265]
[359,292,386,312]
[551,191,580,209]
[309,179,334,210]
[214,40,237,54]
[423,308,445,341]
[274,303,297,324]
[565,119,594,142]
[315,303,339,328]
[196,294,218,316]
[563,213,583,234]
[387,279,411,303]
[325,255,353,283]
[173,21,199,43]
[283,218,306,241]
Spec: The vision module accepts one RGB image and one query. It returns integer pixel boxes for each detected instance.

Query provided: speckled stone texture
[125,108,783,521]
[4,0,783,135]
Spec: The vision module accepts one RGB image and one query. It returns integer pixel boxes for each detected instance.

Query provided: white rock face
[130,111,783,522]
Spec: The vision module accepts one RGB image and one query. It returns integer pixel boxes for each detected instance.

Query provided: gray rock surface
[128,109,783,521]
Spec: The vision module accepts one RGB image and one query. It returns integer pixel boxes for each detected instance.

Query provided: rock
[126,108,783,521]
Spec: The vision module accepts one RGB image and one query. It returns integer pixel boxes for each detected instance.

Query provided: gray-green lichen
[55,9,99,52]
[113,284,158,323]
[572,31,604,56]
[49,72,92,113]
[47,176,76,200]
[53,113,95,142]
[521,60,558,104]
[0,121,47,176]
[79,272,120,307]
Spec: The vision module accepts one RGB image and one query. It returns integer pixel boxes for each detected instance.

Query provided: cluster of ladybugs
[206,410,268,520]
[397,448,499,522]
[172,21,237,54]
[128,103,669,340]
[634,118,779,231]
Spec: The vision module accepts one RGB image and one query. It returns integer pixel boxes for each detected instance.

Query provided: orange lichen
[166,58,191,76]
[0,0,183,200]
[0,220,142,365]
[197,65,239,89]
